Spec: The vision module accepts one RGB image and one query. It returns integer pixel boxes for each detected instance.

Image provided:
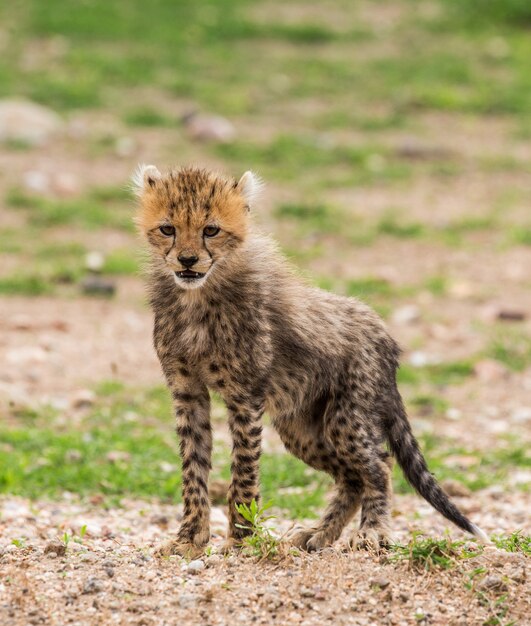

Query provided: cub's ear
[131,164,162,197]
[237,170,263,209]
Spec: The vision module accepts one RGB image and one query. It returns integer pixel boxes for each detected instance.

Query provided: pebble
[44,541,66,557]
[106,450,131,464]
[391,305,421,325]
[300,587,315,598]
[183,112,236,143]
[0,99,62,145]
[81,276,116,297]
[496,309,526,322]
[474,359,509,383]
[70,389,96,409]
[370,577,391,589]
[82,577,104,594]
[150,514,169,527]
[85,251,105,273]
[178,592,200,608]
[186,559,205,574]
[506,567,525,584]
[479,575,508,593]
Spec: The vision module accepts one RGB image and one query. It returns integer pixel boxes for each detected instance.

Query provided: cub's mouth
[175,269,206,280]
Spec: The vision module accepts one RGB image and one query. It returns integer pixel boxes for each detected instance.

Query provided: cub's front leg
[156,373,212,558]
[223,393,264,550]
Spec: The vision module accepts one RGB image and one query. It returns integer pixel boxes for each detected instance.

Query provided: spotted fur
[135,166,488,556]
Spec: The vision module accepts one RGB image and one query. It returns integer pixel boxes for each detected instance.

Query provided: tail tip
[471,524,491,544]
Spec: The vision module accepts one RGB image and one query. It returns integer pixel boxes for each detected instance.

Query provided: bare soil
[0,493,529,626]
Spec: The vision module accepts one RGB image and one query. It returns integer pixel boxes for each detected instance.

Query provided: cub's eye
[203,226,220,238]
[159,224,175,237]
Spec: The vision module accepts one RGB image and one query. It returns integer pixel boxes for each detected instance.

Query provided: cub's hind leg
[289,471,363,551]
[323,403,393,551]
[274,412,363,551]
[349,450,393,550]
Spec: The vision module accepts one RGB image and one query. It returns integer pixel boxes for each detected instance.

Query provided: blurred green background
[0,0,530,514]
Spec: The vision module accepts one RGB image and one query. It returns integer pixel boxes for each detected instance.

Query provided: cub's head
[133,165,261,290]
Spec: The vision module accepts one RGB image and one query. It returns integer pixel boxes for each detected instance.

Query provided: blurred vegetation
[0,0,529,516]
[0,382,528,515]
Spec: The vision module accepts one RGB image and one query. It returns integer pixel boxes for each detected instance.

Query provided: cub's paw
[349,527,393,552]
[154,539,206,559]
[285,526,317,550]
[286,526,334,552]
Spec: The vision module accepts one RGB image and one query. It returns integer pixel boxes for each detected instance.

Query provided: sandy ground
[0,492,529,626]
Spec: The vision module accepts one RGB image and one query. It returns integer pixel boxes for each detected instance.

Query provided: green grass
[0,384,329,517]
[6,187,134,231]
[124,107,176,127]
[102,249,141,275]
[491,530,531,556]
[1,384,527,515]
[376,214,426,239]
[216,136,411,185]
[510,225,531,246]
[397,360,475,387]
[0,274,52,296]
[346,277,399,299]
[275,202,343,235]
[389,534,482,571]
[486,330,531,372]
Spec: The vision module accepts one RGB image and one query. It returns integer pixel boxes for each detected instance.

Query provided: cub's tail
[384,392,489,542]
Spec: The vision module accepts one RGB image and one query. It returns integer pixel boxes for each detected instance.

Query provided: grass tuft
[234,500,282,560]
[389,533,482,571]
[491,530,530,556]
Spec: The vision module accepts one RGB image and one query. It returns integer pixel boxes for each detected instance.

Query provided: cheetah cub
[133,165,488,557]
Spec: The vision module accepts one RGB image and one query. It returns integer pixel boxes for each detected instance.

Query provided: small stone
[0,99,62,146]
[65,449,83,462]
[44,541,66,557]
[370,577,391,589]
[394,139,454,161]
[150,514,169,528]
[53,171,79,197]
[183,112,236,143]
[479,575,508,593]
[511,408,531,424]
[507,567,525,584]
[300,587,315,598]
[85,251,105,273]
[82,578,104,594]
[391,305,421,326]
[23,170,51,194]
[441,479,471,498]
[178,592,200,608]
[474,359,509,383]
[186,559,205,574]
[497,309,526,322]
[408,351,438,368]
[70,389,96,409]
[81,276,116,297]
[445,408,462,421]
[106,450,131,464]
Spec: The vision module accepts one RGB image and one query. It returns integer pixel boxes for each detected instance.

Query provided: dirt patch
[0,494,528,626]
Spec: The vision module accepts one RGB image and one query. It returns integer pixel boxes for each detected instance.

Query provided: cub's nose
[178,254,199,268]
